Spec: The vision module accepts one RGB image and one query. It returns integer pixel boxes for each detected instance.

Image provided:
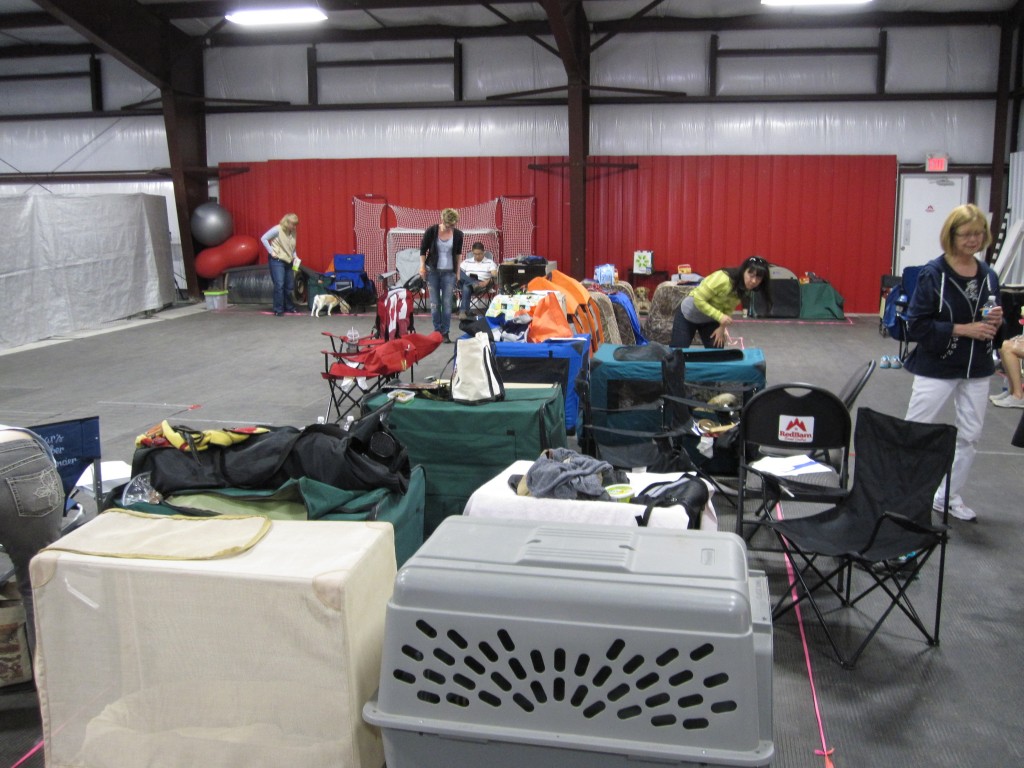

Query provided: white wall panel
[99,55,162,111]
[0,53,158,115]
[207,106,568,161]
[591,33,708,95]
[886,27,1000,92]
[0,23,1006,174]
[315,39,458,103]
[592,102,994,162]
[462,37,567,100]
[716,29,881,96]
[205,45,310,104]
[0,117,169,172]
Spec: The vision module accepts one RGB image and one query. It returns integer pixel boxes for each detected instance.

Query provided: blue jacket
[903,255,1000,380]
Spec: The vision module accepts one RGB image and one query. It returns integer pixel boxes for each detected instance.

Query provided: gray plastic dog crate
[364,517,773,768]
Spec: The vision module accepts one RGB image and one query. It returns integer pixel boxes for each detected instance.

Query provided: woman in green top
[671,256,772,348]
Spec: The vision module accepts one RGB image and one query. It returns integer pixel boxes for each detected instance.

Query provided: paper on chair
[77,460,133,495]
[749,455,829,476]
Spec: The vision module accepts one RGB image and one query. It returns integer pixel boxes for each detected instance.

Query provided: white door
[895,174,968,274]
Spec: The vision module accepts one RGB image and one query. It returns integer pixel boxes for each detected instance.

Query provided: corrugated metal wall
[220,154,895,313]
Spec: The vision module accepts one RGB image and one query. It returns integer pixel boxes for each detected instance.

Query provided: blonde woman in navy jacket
[904,204,1002,522]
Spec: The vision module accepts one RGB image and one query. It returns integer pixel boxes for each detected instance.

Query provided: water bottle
[342,414,355,432]
[346,326,360,352]
[981,294,997,319]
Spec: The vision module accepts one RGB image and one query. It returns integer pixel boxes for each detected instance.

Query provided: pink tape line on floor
[775,502,837,768]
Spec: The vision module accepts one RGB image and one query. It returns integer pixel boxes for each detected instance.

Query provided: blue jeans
[458,275,492,313]
[427,269,456,334]
[269,258,296,314]
[671,311,718,348]
[0,433,63,651]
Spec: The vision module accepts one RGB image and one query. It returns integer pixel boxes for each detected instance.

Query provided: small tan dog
[311,293,347,317]
[635,285,652,315]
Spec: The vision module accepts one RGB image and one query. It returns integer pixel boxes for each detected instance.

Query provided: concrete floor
[1,301,1022,767]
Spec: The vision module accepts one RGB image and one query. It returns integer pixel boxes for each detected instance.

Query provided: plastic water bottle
[342,414,355,432]
[981,294,997,319]
[346,326,360,352]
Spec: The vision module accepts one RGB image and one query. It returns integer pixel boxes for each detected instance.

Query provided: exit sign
[926,155,949,172]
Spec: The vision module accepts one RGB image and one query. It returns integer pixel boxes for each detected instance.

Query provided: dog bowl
[604,484,634,503]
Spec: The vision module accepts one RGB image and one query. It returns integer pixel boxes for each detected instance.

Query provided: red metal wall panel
[219,154,894,313]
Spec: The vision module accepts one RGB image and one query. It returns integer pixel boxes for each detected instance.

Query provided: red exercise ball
[195,235,261,279]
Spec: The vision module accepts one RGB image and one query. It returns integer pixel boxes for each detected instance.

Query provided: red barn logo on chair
[778,415,814,443]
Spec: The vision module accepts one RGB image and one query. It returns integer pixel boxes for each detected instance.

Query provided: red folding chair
[321,331,443,423]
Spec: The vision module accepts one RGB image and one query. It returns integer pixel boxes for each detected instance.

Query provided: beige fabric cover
[587,291,621,345]
[643,281,698,345]
[32,518,396,768]
[42,509,271,560]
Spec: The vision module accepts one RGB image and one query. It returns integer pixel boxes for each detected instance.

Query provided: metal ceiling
[1,2,1021,60]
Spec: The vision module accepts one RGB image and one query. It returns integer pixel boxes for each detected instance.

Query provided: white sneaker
[989,391,1009,403]
[994,394,1024,408]
[934,500,977,522]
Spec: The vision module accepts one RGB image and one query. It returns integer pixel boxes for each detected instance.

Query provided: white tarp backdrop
[0,194,175,350]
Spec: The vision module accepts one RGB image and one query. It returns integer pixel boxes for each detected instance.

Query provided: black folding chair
[735,384,852,547]
[837,359,877,411]
[766,407,957,669]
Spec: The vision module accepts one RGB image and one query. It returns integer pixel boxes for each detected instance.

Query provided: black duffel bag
[133,402,409,495]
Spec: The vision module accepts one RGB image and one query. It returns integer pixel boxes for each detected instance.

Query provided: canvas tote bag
[452,331,505,403]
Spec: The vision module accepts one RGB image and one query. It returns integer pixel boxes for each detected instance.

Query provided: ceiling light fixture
[761,0,873,6]
[226,7,328,26]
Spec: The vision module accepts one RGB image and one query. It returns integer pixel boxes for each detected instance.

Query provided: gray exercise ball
[190,202,234,246]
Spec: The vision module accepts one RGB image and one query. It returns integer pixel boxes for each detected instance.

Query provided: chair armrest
[856,510,946,554]
[880,510,947,535]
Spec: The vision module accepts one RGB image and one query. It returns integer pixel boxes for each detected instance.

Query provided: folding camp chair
[529,272,602,354]
[320,272,416,357]
[734,384,852,547]
[322,332,442,423]
[837,359,877,411]
[766,407,957,668]
[0,417,102,583]
[549,269,605,348]
[395,247,429,312]
[464,253,499,314]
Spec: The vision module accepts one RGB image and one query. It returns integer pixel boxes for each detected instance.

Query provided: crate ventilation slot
[391,621,738,731]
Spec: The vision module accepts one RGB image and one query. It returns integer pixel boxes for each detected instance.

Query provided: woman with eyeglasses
[671,256,772,348]
[903,203,1002,523]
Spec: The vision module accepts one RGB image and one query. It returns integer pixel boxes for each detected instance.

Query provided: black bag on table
[132,403,410,496]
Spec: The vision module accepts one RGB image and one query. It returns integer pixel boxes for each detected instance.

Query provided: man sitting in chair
[457,242,498,320]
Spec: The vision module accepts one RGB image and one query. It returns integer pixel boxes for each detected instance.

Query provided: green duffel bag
[118,467,425,566]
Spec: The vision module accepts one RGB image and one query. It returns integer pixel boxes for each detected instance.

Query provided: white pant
[905,375,989,507]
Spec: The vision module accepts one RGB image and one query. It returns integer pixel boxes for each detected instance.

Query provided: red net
[352,196,388,279]
[357,196,535,274]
